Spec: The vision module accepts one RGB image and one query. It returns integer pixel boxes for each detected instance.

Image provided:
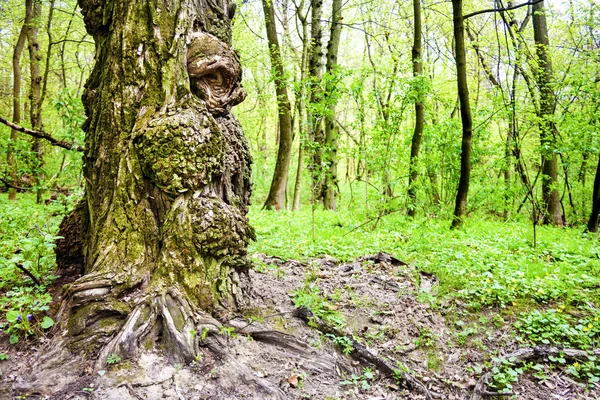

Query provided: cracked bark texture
[49,0,252,369]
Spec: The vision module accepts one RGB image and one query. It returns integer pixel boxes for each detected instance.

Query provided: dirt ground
[1,253,599,399]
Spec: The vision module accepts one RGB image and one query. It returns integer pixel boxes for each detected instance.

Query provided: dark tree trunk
[532,1,563,226]
[322,0,343,210]
[7,0,33,201]
[587,155,600,232]
[407,0,424,217]
[451,0,473,228]
[308,0,324,202]
[45,0,253,374]
[262,0,294,210]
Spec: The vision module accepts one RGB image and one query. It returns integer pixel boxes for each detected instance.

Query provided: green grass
[249,207,600,311]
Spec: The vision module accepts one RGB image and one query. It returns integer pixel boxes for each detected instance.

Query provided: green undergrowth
[249,207,600,306]
[0,192,78,343]
[249,207,600,358]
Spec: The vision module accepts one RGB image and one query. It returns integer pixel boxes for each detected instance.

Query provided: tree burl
[48,0,253,373]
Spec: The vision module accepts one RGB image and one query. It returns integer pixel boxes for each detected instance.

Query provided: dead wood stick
[16,263,42,286]
[471,345,600,400]
[294,306,432,400]
[0,115,84,151]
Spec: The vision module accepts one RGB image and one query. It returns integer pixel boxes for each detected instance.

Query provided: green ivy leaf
[6,311,19,323]
[9,334,19,344]
[40,316,54,329]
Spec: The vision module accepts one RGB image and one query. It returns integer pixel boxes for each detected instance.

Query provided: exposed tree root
[294,306,433,400]
[471,346,600,400]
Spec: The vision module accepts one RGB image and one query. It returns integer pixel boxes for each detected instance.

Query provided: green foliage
[0,193,78,344]
[106,354,121,365]
[566,356,600,385]
[250,208,600,316]
[515,309,600,349]
[325,333,353,355]
[341,367,375,390]
[489,357,523,393]
[291,284,345,330]
[414,327,436,349]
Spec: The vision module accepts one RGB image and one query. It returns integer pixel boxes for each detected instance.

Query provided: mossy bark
[54,0,252,366]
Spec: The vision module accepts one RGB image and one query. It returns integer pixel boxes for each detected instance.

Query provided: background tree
[407,0,424,217]
[6,0,33,200]
[262,0,294,210]
[322,0,343,210]
[451,0,474,228]
[532,0,563,226]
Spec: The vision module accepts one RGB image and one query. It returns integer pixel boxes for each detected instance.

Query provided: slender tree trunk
[7,1,33,200]
[407,0,424,217]
[451,0,473,229]
[532,1,563,226]
[322,0,343,210]
[262,0,294,210]
[308,0,324,203]
[40,0,56,108]
[40,0,253,382]
[292,2,309,211]
[27,0,44,203]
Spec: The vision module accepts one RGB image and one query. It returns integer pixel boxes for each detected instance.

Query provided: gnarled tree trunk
[48,0,252,372]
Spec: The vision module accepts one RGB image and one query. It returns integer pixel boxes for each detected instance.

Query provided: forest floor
[1,196,600,399]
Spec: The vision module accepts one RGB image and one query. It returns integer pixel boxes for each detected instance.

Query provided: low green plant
[566,356,600,385]
[325,333,353,355]
[291,285,346,329]
[515,309,598,349]
[489,357,523,393]
[106,353,121,365]
[341,367,375,390]
[414,327,436,348]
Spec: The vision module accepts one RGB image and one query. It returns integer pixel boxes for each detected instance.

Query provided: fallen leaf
[288,374,299,388]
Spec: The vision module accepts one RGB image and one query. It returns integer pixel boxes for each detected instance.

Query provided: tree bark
[7,0,33,200]
[532,1,563,226]
[262,0,294,210]
[307,0,325,203]
[451,0,474,228]
[47,0,253,370]
[407,0,424,217]
[322,0,343,210]
[26,0,44,203]
[292,0,310,211]
[587,155,600,232]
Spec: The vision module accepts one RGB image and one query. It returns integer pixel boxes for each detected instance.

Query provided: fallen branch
[471,345,600,400]
[294,306,432,400]
[0,176,31,191]
[0,115,83,152]
[16,263,42,286]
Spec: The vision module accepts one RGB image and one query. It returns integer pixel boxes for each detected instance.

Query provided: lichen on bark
[47,0,253,371]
